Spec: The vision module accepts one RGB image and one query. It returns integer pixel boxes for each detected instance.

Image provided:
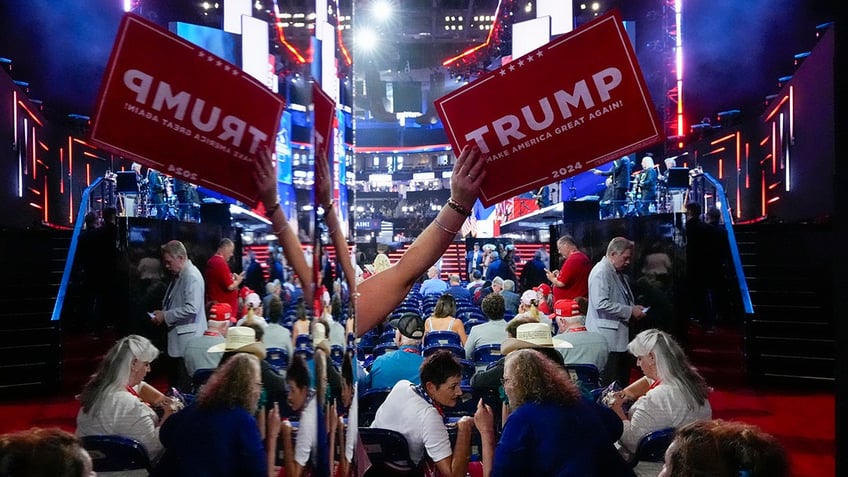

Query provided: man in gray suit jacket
[585,237,646,387]
[152,240,207,388]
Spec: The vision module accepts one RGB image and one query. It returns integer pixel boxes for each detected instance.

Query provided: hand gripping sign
[435,9,664,207]
[89,13,285,206]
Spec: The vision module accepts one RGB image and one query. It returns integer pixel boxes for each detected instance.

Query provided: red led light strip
[441,0,509,67]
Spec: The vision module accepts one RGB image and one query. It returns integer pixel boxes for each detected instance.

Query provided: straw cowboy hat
[208,326,266,359]
[501,322,572,355]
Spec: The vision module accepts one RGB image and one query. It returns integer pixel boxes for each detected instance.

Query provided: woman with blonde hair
[513,290,549,323]
[153,353,278,477]
[76,335,175,462]
[423,293,467,345]
[371,252,391,274]
[485,349,633,476]
[610,329,712,459]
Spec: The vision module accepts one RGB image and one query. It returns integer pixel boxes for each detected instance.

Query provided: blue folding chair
[630,427,676,466]
[464,318,486,336]
[358,329,379,355]
[191,368,215,393]
[359,428,418,476]
[358,388,393,427]
[565,363,602,391]
[456,306,480,321]
[467,310,487,322]
[423,330,462,348]
[266,347,290,372]
[372,343,398,357]
[422,343,465,360]
[330,344,345,368]
[473,344,502,369]
[380,328,397,344]
[294,333,312,349]
[81,435,151,473]
[293,336,314,361]
[459,359,475,385]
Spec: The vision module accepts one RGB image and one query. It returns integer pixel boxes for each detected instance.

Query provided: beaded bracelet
[264,200,281,218]
[446,197,472,217]
[433,218,459,235]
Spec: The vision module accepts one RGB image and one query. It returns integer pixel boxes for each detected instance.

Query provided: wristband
[446,197,472,217]
[264,200,280,218]
[433,218,459,235]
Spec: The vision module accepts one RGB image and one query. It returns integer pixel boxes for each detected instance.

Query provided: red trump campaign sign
[89,14,285,206]
[312,82,335,162]
[436,10,663,207]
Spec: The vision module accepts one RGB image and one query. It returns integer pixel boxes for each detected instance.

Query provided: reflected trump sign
[89,14,285,206]
[435,9,663,207]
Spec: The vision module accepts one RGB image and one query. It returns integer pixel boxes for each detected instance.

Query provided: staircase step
[748,319,832,338]
[754,354,835,380]
[747,335,835,356]
[748,289,816,301]
[751,304,828,320]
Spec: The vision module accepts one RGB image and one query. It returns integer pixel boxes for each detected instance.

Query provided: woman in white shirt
[76,335,178,462]
[277,354,319,477]
[609,329,712,459]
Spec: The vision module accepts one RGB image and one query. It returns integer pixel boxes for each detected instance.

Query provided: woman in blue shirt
[494,349,635,477]
[154,353,274,477]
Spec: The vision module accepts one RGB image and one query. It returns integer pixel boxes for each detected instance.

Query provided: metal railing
[690,171,754,314]
[51,177,104,321]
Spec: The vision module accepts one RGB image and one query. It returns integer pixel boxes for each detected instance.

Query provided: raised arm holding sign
[90,13,284,206]
[355,145,486,336]
[435,9,663,207]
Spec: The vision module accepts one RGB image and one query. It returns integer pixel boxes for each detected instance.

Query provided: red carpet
[686,324,835,477]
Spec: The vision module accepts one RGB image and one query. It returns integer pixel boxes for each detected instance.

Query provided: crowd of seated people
[351,274,780,476]
[351,254,728,477]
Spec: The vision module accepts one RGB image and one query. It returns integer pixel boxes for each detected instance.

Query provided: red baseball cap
[534,284,552,296]
[553,299,580,319]
[209,303,233,322]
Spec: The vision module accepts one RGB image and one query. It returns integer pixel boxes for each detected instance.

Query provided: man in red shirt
[545,235,591,301]
[205,238,244,316]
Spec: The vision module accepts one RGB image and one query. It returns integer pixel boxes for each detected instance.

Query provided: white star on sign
[224,65,231,71]
[499,69,507,76]
[536,50,544,58]
[518,59,524,67]
[526,55,534,62]
[216,60,222,67]
[198,51,205,58]
[207,56,214,62]
[509,64,516,71]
